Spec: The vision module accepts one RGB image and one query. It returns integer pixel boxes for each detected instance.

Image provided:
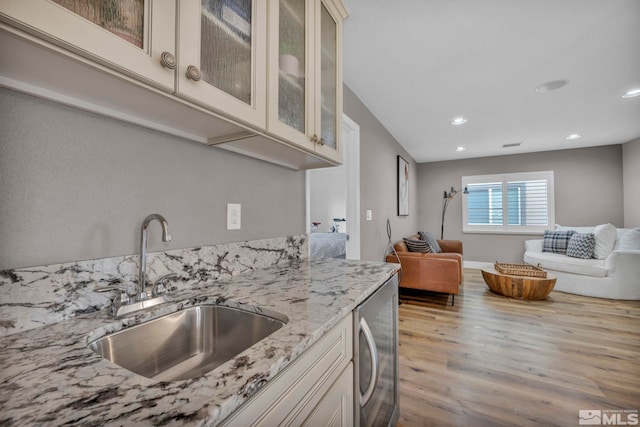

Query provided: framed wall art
[397,155,409,216]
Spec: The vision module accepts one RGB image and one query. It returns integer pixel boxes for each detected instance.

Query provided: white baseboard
[463,261,493,270]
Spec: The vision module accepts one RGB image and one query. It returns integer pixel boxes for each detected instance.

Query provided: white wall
[0,88,305,270]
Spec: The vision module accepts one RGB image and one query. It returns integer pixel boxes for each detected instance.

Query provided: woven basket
[494,262,547,278]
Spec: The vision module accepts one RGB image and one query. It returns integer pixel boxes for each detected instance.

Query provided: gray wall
[0,88,305,270]
[11,84,627,269]
[417,145,625,263]
[623,137,640,227]
[344,85,419,262]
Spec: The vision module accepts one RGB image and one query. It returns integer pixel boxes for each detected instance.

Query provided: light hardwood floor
[397,269,640,427]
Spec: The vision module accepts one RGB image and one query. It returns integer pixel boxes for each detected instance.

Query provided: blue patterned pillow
[566,233,596,259]
[404,238,432,253]
[542,230,576,254]
[418,231,441,253]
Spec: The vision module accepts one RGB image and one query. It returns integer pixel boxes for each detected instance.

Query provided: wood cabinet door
[0,0,176,91]
[177,0,267,130]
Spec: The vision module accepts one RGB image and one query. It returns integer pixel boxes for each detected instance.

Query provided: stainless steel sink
[88,305,287,381]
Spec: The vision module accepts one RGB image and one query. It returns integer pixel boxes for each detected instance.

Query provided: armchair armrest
[385,253,461,290]
[437,240,463,254]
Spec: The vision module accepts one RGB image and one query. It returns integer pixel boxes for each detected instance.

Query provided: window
[462,171,554,234]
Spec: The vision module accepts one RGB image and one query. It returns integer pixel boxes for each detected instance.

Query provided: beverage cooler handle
[359,317,379,406]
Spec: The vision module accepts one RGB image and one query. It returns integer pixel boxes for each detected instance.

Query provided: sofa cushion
[616,228,640,250]
[543,230,576,254]
[591,223,617,259]
[403,238,432,253]
[556,224,594,233]
[566,233,596,259]
[418,231,442,253]
[524,251,609,277]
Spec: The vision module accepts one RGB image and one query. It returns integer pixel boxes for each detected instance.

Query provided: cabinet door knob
[310,135,318,144]
[318,138,325,146]
[159,51,176,69]
[186,65,202,81]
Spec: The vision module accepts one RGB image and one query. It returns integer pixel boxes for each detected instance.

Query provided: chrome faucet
[96,214,175,317]
[138,213,171,301]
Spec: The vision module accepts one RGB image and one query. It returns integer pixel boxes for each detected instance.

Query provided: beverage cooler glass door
[355,274,399,427]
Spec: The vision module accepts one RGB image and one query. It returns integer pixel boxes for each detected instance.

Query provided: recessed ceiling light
[535,79,569,93]
[622,88,640,98]
[451,117,467,125]
[455,146,466,152]
[565,134,582,140]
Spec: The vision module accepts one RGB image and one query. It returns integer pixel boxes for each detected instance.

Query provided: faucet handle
[152,273,179,297]
[94,285,131,315]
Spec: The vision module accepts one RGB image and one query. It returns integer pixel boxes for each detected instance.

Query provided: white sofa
[524,225,640,300]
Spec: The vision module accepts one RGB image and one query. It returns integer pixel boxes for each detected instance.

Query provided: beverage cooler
[353,274,399,426]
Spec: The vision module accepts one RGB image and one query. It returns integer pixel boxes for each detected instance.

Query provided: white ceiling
[342,0,640,163]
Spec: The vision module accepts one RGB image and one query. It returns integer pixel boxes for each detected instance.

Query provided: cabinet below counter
[0,258,398,426]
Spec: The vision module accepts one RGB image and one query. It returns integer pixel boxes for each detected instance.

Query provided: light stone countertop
[0,258,399,426]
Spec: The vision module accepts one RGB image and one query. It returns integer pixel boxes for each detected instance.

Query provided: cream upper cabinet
[0,0,176,91]
[267,0,347,164]
[177,0,267,129]
[0,0,348,169]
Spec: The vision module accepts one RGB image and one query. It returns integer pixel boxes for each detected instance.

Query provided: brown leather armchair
[385,235,463,305]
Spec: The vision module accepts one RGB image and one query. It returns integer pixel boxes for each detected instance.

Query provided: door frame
[305,113,360,260]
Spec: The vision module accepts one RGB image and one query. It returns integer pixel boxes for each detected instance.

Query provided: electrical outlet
[227,203,241,230]
[366,210,373,221]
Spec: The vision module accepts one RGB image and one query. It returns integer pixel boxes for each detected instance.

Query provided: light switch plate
[366,210,373,221]
[227,203,241,230]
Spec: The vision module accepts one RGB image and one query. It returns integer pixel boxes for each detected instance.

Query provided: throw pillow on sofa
[543,230,576,254]
[556,223,618,259]
[592,223,617,259]
[418,231,442,253]
[566,233,596,259]
[403,238,433,253]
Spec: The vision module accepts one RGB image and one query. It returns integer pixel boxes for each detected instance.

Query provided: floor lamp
[441,186,468,239]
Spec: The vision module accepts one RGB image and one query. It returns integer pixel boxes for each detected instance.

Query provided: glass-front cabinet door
[267,0,346,164]
[178,0,267,129]
[266,0,315,153]
[314,0,342,162]
[0,0,176,91]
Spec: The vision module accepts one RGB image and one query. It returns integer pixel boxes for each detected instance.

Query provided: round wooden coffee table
[481,267,557,300]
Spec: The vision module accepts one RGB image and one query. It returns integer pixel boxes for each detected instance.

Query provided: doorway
[306,114,361,260]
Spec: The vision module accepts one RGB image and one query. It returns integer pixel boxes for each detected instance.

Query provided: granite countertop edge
[0,258,399,426]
